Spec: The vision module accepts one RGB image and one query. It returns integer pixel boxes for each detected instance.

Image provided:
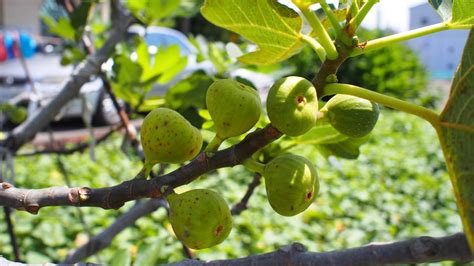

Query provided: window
[420,17,429,26]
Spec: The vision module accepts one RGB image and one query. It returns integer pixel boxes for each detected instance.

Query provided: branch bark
[0,125,282,213]
[170,233,474,266]
[1,7,135,152]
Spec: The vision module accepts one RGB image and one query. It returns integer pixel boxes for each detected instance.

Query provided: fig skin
[322,94,380,138]
[206,79,261,140]
[167,189,233,249]
[266,76,318,136]
[140,108,202,164]
[264,154,319,216]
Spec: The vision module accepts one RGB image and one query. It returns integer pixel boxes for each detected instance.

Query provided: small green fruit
[266,76,318,136]
[141,108,202,164]
[168,189,233,249]
[322,94,380,138]
[264,154,319,216]
[206,79,261,139]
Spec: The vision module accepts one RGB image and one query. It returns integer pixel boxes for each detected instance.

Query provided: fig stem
[294,3,339,60]
[300,34,327,62]
[349,22,457,57]
[134,162,154,179]
[242,159,265,175]
[346,0,378,34]
[205,135,224,152]
[322,83,440,128]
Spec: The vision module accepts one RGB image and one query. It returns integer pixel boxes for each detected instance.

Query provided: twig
[0,125,282,213]
[3,207,21,262]
[230,173,262,215]
[63,198,167,264]
[168,233,474,265]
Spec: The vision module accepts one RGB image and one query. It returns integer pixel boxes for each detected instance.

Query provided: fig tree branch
[170,233,474,266]
[0,125,282,213]
[0,4,135,152]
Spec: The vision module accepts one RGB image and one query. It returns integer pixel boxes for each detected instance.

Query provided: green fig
[321,94,380,138]
[141,108,202,164]
[206,79,261,140]
[168,189,233,249]
[266,76,318,136]
[264,154,319,216]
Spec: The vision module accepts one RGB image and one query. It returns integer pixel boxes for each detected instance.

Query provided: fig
[167,189,233,249]
[266,76,318,136]
[206,79,261,140]
[141,108,202,164]
[263,154,319,216]
[321,94,380,138]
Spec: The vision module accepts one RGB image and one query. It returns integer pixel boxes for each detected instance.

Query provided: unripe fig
[141,108,202,164]
[266,76,318,136]
[321,94,380,138]
[206,79,261,139]
[264,154,319,216]
[168,189,232,249]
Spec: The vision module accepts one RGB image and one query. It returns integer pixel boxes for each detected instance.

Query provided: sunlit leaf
[438,29,474,252]
[41,16,76,41]
[428,0,474,26]
[201,0,305,65]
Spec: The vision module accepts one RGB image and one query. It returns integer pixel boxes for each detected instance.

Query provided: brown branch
[1,5,135,152]
[169,233,474,266]
[230,173,262,215]
[63,198,166,264]
[0,125,282,213]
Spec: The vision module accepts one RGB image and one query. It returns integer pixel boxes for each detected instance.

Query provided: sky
[281,0,428,32]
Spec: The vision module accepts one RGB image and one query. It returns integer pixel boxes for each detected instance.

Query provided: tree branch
[0,125,282,213]
[1,7,135,152]
[230,173,262,215]
[63,198,166,264]
[169,233,474,266]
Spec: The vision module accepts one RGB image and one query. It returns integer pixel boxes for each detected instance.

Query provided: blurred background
[0,0,470,265]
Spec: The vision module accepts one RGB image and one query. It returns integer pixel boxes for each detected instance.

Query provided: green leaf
[451,0,474,26]
[201,0,305,65]
[428,0,474,26]
[133,242,162,266]
[41,16,76,41]
[110,248,131,266]
[126,0,181,24]
[165,71,214,110]
[438,29,474,252]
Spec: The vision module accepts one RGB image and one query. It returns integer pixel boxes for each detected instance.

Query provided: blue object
[19,33,36,58]
[4,33,14,59]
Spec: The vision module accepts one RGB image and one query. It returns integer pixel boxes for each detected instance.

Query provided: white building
[407,3,469,79]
